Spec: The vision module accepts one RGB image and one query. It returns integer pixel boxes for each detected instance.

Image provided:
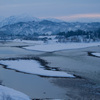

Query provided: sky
[0,0,100,22]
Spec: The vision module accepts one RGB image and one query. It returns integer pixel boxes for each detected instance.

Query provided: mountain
[0,15,65,28]
[0,15,40,27]
[0,20,67,35]
[0,20,100,37]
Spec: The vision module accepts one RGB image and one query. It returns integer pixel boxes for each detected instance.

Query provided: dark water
[0,66,66,99]
[0,46,67,99]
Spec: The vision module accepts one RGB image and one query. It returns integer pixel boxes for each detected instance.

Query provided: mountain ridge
[0,20,100,36]
[0,15,100,37]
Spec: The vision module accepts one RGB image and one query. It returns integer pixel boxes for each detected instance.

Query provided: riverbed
[0,41,100,100]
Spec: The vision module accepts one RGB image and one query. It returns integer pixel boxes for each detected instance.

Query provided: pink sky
[53,14,100,22]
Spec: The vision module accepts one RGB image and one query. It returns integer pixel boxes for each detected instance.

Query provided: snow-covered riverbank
[24,42,100,52]
[0,85,30,100]
[91,53,100,57]
[0,60,74,78]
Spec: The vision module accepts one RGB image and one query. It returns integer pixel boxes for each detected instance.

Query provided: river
[0,41,100,100]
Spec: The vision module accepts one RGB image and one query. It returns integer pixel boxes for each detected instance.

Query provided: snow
[91,53,100,57]
[0,85,30,100]
[13,39,44,44]
[24,43,100,52]
[0,15,40,27]
[38,35,56,39]
[0,60,74,78]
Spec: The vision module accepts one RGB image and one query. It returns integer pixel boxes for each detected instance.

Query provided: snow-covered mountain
[0,15,40,27]
[0,20,66,35]
[0,15,100,37]
[0,20,100,36]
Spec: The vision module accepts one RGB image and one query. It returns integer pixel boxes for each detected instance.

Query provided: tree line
[57,29,100,39]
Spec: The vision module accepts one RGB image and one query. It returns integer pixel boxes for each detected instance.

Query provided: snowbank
[13,39,43,44]
[0,60,74,78]
[23,43,100,52]
[0,85,30,100]
[91,53,100,57]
